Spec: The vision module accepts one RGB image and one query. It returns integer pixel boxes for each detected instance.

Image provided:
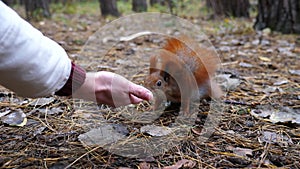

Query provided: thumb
[129,83,153,102]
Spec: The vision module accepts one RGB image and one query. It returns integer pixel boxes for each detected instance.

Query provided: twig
[64,145,102,169]
[224,100,257,107]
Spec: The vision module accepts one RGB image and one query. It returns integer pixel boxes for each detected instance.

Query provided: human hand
[73,71,153,107]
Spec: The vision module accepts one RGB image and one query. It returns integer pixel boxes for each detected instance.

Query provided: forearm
[0,2,152,106]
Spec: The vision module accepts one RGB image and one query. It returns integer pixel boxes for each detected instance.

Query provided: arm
[0,1,72,97]
[0,2,153,106]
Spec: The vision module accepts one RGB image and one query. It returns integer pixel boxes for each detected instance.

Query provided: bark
[132,0,147,12]
[254,0,300,34]
[150,0,164,6]
[99,0,120,17]
[24,0,51,21]
[2,0,18,6]
[207,0,250,18]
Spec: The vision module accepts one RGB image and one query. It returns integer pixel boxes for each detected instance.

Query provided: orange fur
[145,36,222,113]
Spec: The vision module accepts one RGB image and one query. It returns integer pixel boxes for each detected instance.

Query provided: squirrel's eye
[156,80,162,87]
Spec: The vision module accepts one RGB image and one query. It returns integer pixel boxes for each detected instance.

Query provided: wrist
[55,62,86,96]
[72,72,109,104]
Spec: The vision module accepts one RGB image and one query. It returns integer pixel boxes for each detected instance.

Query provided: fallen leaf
[29,97,55,106]
[139,162,151,169]
[71,110,93,118]
[250,106,300,125]
[232,147,253,157]
[237,51,247,56]
[258,131,293,146]
[33,126,47,136]
[0,110,10,117]
[270,108,300,124]
[289,69,300,76]
[163,159,196,169]
[78,125,126,146]
[137,156,156,162]
[191,127,202,135]
[273,80,288,86]
[31,107,64,115]
[250,109,272,118]
[277,47,295,56]
[102,36,116,43]
[262,28,271,35]
[239,62,253,68]
[215,74,241,91]
[112,123,129,136]
[231,39,241,45]
[218,46,231,52]
[261,39,270,46]
[293,47,300,53]
[140,125,172,137]
[262,86,284,94]
[1,110,27,127]
[252,39,260,45]
[259,56,271,62]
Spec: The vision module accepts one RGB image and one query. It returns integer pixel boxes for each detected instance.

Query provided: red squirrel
[144,36,222,114]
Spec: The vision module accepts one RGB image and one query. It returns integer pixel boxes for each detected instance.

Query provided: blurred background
[2,0,300,34]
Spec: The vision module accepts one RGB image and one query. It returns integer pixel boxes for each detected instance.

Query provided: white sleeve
[0,1,71,98]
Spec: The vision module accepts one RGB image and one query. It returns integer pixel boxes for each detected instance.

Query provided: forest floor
[1,3,300,169]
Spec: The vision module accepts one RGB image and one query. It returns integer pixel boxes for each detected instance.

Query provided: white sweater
[0,1,71,97]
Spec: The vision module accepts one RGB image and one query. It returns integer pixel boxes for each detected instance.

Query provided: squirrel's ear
[150,55,159,74]
[150,67,159,74]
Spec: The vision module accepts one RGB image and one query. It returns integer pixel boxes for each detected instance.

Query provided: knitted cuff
[55,62,86,96]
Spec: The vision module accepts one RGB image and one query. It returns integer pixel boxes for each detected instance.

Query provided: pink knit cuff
[55,62,86,96]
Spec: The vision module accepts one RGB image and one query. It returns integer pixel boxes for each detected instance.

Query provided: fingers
[129,83,153,103]
[129,93,144,104]
[93,71,153,106]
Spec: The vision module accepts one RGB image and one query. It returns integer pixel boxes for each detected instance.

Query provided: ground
[0,2,299,169]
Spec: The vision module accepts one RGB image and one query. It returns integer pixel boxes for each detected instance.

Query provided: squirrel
[144,36,222,114]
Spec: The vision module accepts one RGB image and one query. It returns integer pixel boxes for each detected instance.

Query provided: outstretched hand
[73,71,153,107]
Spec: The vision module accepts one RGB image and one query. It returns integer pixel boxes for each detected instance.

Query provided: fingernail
[146,91,153,100]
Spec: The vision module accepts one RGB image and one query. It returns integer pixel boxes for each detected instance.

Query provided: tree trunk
[254,0,300,34]
[207,0,250,18]
[2,0,19,6]
[99,0,120,17]
[132,0,147,12]
[24,0,51,21]
[206,0,212,8]
[150,0,163,6]
[167,0,176,15]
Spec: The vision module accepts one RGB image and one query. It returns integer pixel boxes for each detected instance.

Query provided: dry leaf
[215,74,241,91]
[273,80,288,86]
[233,147,253,157]
[139,162,151,169]
[258,131,293,146]
[191,127,202,135]
[1,110,27,127]
[250,106,300,125]
[29,97,55,106]
[289,69,300,76]
[163,159,196,169]
[239,62,253,68]
[270,108,300,124]
[259,56,271,62]
[78,125,126,146]
[140,125,172,136]
[262,86,284,94]
[250,109,272,118]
